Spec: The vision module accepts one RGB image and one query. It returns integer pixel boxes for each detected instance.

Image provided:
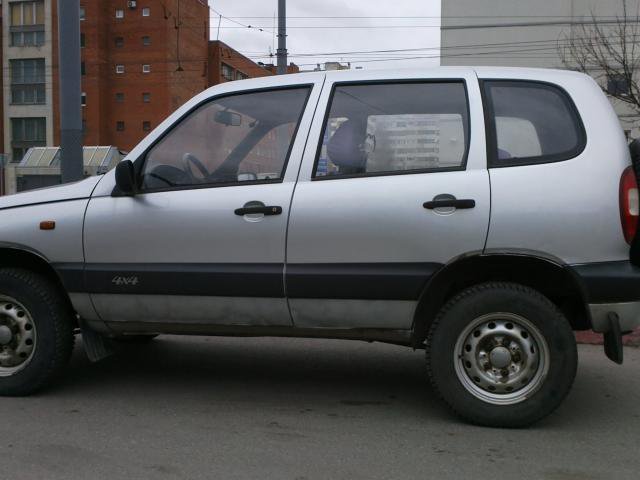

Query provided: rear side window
[314,81,469,178]
[482,81,586,167]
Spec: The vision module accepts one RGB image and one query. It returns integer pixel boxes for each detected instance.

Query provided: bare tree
[559,0,640,112]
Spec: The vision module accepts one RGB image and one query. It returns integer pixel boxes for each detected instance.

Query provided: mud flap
[80,322,114,362]
[604,312,624,365]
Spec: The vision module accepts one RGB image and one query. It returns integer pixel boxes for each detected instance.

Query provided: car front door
[83,79,321,329]
[286,72,490,330]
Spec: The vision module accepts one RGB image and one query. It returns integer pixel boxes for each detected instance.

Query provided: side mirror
[114,160,137,196]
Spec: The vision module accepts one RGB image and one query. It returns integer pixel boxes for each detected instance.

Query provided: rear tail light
[620,166,639,244]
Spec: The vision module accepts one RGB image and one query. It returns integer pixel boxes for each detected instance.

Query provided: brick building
[208,40,299,84]
[72,0,210,152]
[2,0,209,158]
[0,0,298,165]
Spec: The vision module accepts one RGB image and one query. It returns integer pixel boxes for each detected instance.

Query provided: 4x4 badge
[111,276,139,286]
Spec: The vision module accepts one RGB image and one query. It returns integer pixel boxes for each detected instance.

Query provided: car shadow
[55,335,451,419]
[48,336,620,429]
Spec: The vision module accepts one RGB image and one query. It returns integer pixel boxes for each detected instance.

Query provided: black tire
[426,282,577,428]
[0,268,75,396]
[112,334,158,344]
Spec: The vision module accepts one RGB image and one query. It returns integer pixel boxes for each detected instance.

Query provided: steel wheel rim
[0,296,36,377]
[453,312,550,405]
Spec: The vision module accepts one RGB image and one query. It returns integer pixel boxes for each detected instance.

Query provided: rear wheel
[0,268,74,396]
[426,282,577,427]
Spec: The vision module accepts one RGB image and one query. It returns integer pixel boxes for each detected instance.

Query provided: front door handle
[423,197,476,210]
[234,205,282,216]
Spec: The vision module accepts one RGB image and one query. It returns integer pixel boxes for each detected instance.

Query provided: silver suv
[0,67,637,427]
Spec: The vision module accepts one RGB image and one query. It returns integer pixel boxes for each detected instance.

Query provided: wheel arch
[0,245,75,318]
[412,251,591,346]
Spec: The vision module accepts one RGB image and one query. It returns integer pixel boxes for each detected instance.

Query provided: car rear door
[82,77,323,329]
[285,70,490,330]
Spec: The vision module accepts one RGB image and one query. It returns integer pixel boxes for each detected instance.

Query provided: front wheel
[0,268,75,396]
[426,282,577,428]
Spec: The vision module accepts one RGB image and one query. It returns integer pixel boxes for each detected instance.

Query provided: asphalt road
[0,336,638,480]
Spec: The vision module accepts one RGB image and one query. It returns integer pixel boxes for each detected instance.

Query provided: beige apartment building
[440,0,640,137]
[1,0,54,162]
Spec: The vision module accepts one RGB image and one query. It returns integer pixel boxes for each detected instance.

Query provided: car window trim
[310,78,471,181]
[480,79,587,169]
[132,84,314,194]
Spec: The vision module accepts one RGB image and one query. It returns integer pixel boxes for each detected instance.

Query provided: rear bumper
[588,302,640,333]
[571,260,640,333]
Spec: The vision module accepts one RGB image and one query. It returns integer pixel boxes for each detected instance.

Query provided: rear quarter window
[482,80,586,167]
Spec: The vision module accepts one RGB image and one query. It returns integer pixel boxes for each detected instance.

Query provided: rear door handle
[423,198,476,210]
[234,205,282,216]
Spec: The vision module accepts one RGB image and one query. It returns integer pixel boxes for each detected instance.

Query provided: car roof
[230,65,589,86]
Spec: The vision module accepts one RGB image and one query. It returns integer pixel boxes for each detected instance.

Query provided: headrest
[327,120,367,169]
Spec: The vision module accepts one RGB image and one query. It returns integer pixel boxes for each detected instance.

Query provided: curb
[576,328,640,347]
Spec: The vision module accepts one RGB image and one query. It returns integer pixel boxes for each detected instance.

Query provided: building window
[10,59,46,105]
[142,64,151,73]
[10,1,45,46]
[142,7,150,16]
[236,71,249,80]
[80,6,85,20]
[81,92,87,106]
[115,92,125,102]
[115,36,124,48]
[142,92,151,103]
[11,117,46,162]
[143,121,151,131]
[116,121,125,131]
[81,62,86,75]
[80,33,85,48]
[142,36,151,46]
[221,63,234,81]
[116,64,125,74]
[115,9,124,19]
[607,74,631,96]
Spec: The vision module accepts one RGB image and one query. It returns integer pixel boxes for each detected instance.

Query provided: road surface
[0,336,638,479]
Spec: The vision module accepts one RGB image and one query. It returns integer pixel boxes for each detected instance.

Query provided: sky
[208,0,441,71]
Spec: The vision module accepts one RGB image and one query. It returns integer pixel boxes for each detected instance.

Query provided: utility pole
[276,0,287,74]
[57,0,84,183]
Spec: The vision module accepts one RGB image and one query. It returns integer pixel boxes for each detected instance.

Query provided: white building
[440,0,640,137]
[1,0,55,162]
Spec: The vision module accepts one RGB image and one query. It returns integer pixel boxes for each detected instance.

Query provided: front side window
[141,87,310,190]
[483,81,586,167]
[314,82,469,178]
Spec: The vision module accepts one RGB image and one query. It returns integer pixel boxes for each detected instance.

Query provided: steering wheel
[182,152,211,181]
